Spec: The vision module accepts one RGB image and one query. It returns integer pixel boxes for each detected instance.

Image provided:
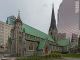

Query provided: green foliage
[17,56,44,60]
[45,51,62,58]
[63,54,80,58]
[16,51,62,60]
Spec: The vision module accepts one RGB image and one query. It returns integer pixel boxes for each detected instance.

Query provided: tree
[78,35,80,52]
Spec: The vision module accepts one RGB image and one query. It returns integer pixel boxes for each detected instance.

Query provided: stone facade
[0,21,12,52]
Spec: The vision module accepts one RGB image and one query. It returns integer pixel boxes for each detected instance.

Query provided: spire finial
[17,10,21,19]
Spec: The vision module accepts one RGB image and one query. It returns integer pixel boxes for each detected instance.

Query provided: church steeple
[49,6,57,31]
[49,5,58,39]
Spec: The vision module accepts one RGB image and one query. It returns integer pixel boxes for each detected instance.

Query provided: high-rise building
[71,33,78,47]
[57,0,79,37]
[70,33,79,53]
[0,21,12,51]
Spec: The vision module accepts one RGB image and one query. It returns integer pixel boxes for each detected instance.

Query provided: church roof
[22,24,54,50]
[38,40,46,50]
[22,24,54,42]
[56,38,70,47]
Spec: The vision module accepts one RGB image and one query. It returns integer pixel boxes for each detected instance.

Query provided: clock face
[75,0,79,14]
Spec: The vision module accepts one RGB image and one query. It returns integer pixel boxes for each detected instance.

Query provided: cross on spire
[17,10,21,19]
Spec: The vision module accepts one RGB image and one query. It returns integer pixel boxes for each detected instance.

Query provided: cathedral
[6,7,70,57]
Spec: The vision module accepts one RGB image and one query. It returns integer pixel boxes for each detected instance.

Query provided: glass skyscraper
[57,0,79,37]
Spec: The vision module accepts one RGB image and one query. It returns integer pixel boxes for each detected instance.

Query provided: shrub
[16,51,62,60]
[45,51,62,58]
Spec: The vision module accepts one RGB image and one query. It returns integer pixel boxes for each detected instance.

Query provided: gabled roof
[22,24,54,42]
[22,24,54,50]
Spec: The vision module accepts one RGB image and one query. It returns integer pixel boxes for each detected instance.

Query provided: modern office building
[70,33,79,53]
[71,33,78,47]
[57,0,79,37]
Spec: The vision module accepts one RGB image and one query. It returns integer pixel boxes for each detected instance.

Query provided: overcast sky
[0,0,62,33]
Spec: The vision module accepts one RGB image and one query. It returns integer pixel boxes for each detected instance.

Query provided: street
[0,57,80,60]
[63,57,80,60]
[0,57,16,60]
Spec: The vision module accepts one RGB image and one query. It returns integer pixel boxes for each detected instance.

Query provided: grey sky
[0,0,62,33]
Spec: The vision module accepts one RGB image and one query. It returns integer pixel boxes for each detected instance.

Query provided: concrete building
[57,0,80,37]
[57,33,66,40]
[0,21,12,52]
[70,33,79,53]
[71,33,78,47]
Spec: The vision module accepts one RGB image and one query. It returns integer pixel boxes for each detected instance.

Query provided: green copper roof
[38,40,46,50]
[57,38,70,47]
[22,24,54,42]
[22,24,54,50]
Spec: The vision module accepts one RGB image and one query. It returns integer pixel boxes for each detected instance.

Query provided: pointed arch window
[29,43,34,51]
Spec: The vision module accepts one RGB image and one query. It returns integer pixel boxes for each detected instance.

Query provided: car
[4,54,10,57]
[1,58,8,60]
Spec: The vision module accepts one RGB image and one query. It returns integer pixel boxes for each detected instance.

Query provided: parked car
[4,54,10,57]
[1,58,8,60]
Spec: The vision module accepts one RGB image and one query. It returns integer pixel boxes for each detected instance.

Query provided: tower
[11,11,23,56]
[49,6,58,40]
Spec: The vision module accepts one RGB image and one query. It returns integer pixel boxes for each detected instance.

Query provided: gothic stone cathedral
[7,13,55,56]
[7,8,69,57]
